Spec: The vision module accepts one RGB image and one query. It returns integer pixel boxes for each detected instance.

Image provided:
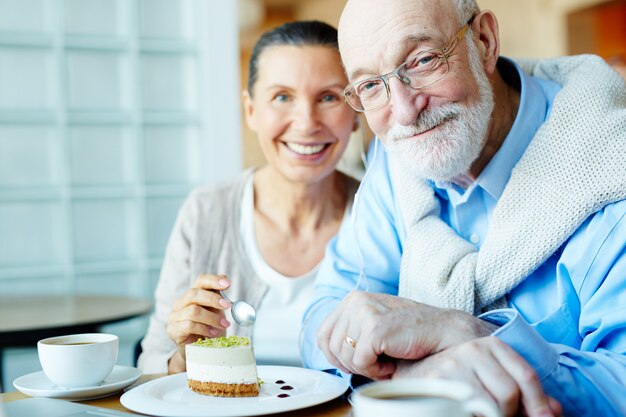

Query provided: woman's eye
[321,94,339,103]
[274,94,290,102]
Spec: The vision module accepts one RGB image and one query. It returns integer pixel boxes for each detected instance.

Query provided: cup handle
[463,397,502,417]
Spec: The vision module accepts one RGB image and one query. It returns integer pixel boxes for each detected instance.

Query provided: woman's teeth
[286,142,326,155]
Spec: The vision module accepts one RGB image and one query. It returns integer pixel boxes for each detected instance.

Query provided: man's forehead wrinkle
[342,18,438,81]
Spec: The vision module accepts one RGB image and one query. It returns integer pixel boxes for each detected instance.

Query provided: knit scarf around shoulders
[392,55,626,314]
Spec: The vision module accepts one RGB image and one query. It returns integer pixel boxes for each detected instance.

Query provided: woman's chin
[278,165,337,186]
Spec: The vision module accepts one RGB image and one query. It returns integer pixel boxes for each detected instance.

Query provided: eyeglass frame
[342,16,475,112]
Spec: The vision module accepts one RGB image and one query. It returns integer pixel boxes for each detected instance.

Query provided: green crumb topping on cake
[258,378,264,385]
[193,335,251,348]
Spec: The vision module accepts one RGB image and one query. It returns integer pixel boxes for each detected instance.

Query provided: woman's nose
[293,102,322,134]
[387,77,427,126]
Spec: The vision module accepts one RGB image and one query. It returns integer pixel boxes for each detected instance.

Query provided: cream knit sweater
[390,55,626,314]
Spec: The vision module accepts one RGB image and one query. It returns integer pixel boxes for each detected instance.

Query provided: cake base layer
[188,379,260,397]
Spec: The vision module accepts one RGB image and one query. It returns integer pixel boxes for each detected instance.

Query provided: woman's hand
[166,274,232,368]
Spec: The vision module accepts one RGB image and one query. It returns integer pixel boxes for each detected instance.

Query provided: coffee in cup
[37,333,118,388]
[350,378,501,417]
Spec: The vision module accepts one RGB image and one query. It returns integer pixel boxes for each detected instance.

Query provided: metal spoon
[220,291,256,326]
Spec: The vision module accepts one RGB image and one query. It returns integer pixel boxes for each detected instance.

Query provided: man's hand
[167,274,232,365]
[393,337,562,417]
[316,291,497,379]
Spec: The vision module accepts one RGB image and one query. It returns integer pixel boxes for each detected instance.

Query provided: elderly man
[301,1,626,417]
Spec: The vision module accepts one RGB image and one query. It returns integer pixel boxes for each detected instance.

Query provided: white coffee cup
[37,333,119,388]
[350,379,502,417]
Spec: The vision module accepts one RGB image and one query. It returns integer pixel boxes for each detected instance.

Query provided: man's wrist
[438,308,500,349]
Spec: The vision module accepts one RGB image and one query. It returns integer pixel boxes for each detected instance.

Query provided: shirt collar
[434,57,550,202]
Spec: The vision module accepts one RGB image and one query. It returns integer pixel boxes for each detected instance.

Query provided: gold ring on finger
[345,336,357,348]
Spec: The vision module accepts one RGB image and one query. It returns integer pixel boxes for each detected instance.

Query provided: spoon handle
[219,290,232,304]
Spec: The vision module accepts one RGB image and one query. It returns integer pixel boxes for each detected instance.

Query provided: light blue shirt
[301,59,626,417]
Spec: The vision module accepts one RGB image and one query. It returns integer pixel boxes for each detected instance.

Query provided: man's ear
[472,10,500,75]
[242,90,257,131]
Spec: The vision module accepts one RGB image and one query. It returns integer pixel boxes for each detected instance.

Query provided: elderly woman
[138,20,359,374]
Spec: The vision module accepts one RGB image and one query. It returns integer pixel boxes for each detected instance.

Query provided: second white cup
[350,378,502,417]
[37,333,119,388]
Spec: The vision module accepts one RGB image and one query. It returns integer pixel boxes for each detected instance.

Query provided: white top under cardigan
[240,175,318,366]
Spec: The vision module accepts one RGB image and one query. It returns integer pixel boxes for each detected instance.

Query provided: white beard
[384,38,495,182]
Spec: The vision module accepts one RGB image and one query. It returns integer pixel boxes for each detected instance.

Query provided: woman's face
[244,45,356,185]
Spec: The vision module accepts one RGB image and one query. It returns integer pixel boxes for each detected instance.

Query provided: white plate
[13,365,142,401]
[120,365,349,417]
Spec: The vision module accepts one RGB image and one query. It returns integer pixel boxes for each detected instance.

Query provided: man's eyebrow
[346,34,434,82]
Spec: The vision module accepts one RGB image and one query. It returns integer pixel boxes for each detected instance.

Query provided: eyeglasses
[342,18,474,112]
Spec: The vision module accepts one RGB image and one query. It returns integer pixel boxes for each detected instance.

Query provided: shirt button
[470,233,480,244]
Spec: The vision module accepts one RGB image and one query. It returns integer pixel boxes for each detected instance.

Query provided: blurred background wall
[0,0,624,389]
[0,0,242,389]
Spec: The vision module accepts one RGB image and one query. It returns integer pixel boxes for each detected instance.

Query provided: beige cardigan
[138,169,358,373]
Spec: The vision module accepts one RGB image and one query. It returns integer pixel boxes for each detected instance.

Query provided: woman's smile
[283,141,332,160]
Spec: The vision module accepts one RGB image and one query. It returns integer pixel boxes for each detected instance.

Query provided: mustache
[386,104,462,142]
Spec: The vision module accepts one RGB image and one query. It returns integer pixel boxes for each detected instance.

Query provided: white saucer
[13,365,142,401]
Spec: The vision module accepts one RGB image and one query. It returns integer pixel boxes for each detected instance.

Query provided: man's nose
[387,77,427,126]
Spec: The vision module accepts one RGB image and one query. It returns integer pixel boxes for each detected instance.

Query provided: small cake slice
[186,336,260,397]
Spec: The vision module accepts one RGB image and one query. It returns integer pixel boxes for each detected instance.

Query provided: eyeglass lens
[347,54,449,111]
